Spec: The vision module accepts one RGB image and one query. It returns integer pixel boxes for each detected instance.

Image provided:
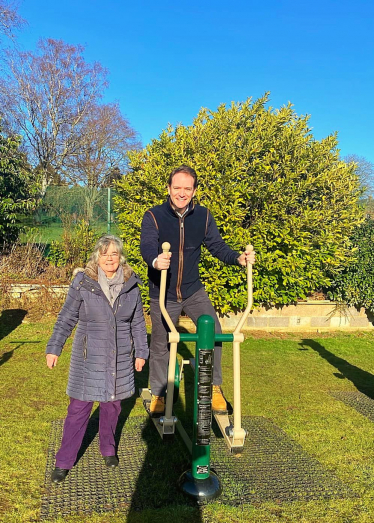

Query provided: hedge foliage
[115,95,363,314]
[47,220,100,269]
[327,217,374,313]
[0,128,39,245]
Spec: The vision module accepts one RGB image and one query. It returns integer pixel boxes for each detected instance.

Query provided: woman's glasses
[100,252,119,259]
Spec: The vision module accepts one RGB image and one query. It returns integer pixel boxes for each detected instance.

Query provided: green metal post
[191,315,215,479]
[107,186,111,234]
[178,314,221,500]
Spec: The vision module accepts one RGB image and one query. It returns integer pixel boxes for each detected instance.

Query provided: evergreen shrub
[327,217,374,313]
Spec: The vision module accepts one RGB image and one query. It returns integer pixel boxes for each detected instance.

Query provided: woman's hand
[46,354,58,369]
[135,358,146,372]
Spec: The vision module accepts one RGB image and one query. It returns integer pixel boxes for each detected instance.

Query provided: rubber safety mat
[330,390,374,422]
[210,416,352,505]
[41,415,352,519]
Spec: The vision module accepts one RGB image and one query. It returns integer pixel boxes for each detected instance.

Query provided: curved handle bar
[233,244,253,335]
[159,242,178,334]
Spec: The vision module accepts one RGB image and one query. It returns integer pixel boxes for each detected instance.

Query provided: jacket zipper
[83,335,87,360]
[176,218,185,302]
[113,298,120,316]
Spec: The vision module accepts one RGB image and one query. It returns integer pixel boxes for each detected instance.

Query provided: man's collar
[174,206,189,218]
[167,197,194,218]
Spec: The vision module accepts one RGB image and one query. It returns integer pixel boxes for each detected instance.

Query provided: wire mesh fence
[21,185,120,243]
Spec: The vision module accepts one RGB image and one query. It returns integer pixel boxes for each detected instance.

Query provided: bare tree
[0,38,108,192]
[61,102,140,220]
[0,0,25,41]
[344,154,374,196]
[63,102,140,187]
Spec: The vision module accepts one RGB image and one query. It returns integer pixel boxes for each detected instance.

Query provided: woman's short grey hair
[90,235,126,265]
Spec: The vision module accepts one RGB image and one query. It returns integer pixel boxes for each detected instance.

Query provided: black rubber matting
[41,415,352,520]
[210,416,352,505]
[330,390,374,421]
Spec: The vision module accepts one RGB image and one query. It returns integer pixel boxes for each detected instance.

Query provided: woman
[46,234,149,484]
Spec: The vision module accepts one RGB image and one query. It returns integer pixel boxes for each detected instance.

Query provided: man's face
[168,172,196,213]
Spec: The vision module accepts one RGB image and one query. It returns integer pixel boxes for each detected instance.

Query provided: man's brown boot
[212,385,227,413]
[149,395,165,416]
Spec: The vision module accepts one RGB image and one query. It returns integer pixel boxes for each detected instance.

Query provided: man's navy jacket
[140,198,241,302]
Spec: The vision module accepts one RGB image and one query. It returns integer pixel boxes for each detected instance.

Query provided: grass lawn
[2,311,374,522]
[19,222,121,244]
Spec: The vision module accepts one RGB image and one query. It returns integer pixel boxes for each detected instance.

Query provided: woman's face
[98,242,120,278]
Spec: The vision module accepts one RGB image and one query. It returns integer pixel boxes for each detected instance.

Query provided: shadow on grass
[0,309,28,366]
[0,308,27,340]
[126,416,202,522]
[300,339,374,399]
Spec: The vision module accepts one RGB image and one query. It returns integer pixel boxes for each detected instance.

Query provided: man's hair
[168,165,198,189]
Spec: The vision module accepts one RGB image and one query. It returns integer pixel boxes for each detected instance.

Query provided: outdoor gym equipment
[140,242,253,500]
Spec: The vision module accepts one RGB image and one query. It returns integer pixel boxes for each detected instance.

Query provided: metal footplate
[140,387,192,450]
[140,388,177,438]
[214,413,247,453]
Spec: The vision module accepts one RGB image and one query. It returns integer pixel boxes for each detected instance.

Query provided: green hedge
[327,217,374,313]
[0,129,39,245]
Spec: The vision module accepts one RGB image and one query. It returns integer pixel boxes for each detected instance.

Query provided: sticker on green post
[197,349,213,446]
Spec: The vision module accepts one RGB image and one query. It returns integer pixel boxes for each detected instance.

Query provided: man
[140,165,255,414]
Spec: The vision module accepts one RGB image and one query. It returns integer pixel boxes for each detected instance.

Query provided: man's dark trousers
[149,287,222,396]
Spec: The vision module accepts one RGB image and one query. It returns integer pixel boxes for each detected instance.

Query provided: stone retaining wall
[178,301,374,332]
[7,283,69,299]
[7,284,374,332]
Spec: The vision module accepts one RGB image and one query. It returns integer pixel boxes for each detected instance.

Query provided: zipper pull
[181,221,184,229]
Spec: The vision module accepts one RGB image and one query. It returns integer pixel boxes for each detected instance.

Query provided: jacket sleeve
[204,211,241,265]
[45,276,83,356]
[140,211,159,267]
[131,289,149,360]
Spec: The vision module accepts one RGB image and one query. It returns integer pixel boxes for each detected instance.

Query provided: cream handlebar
[159,242,177,333]
[233,244,253,335]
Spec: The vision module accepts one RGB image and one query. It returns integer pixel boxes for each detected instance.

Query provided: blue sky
[16,0,374,163]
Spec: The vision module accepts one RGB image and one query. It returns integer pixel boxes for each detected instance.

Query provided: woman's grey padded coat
[46,270,149,402]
